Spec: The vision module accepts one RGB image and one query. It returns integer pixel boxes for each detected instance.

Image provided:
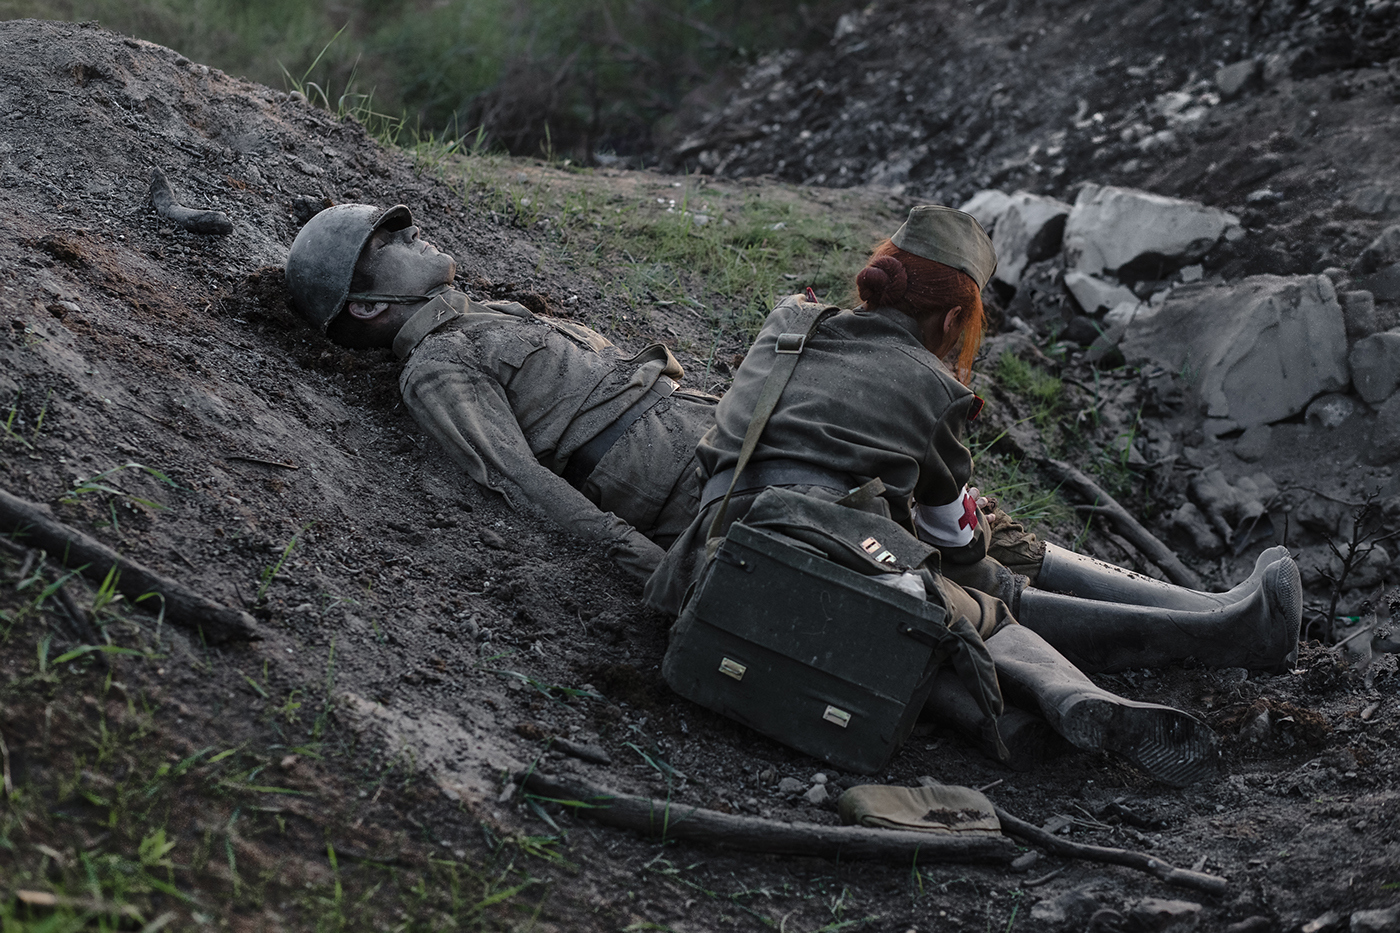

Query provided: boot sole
[1058,696,1220,787]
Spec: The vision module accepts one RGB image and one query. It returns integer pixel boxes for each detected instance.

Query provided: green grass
[993,351,1064,432]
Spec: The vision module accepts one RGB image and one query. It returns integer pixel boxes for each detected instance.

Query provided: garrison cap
[890,205,997,290]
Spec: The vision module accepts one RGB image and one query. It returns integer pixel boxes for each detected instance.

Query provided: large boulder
[991,192,1072,289]
[1349,331,1400,404]
[1064,184,1239,278]
[1121,275,1349,427]
[958,189,1012,235]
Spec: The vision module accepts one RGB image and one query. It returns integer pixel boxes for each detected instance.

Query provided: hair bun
[856,255,909,306]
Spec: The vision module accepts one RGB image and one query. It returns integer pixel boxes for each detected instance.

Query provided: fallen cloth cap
[838,782,1001,836]
[890,205,998,289]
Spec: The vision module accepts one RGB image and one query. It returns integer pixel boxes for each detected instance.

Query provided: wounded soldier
[284,203,716,580]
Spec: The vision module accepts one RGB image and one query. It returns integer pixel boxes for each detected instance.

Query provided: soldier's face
[356,224,456,297]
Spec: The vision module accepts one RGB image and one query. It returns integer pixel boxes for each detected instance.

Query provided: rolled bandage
[914,486,980,548]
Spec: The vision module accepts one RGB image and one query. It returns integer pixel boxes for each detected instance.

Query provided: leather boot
[923,669,1061,772]
[1017,555,1302,674]
[1036,543,1291,611]
[986,625,1220,787]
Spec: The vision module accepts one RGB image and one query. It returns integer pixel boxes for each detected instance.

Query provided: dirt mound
[666,0,1400,264]
[2,16,1399,932]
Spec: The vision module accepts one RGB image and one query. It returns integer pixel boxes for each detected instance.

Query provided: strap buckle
[774,333,805,354]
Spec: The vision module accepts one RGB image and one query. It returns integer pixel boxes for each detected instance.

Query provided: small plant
[256,526,309,603]
[1318,490,1400,642]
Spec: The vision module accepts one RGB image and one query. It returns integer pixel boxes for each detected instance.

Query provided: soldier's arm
[401,360,665,580]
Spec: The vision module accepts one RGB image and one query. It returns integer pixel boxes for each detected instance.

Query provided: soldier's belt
[699,459,855,512]
[561,376,678,489]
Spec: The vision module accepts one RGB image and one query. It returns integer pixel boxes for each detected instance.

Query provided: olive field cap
[285,202,413,333]
[890,205,998,290]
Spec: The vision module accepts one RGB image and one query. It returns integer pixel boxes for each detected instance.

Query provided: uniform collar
[392,289,468,360]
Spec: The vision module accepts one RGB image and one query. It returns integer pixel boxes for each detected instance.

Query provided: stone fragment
[1369,392,1400,463]
[1063,316,1102,346]
[1104,300,1143,328]
[810,772,828,784]
[1350,905,1400,932]
[1358,264,1400,303]
[1169,502,1224,557]
[777,776,804,794]
[1355,225,1400,274]
[1215,59,1262,99]
[1179,263,1204,283]
[1010,851,1040,872]
[1307,393,1360,429]
[992,191,1072,289]
[1064,184,1240,278]
[1350,332,1400,404]
[1302,911,1345,933]
[1064,270,1140,315]
[1350,186,1400,217]
[1130,898,1202,933]
[1121,276,1349,427]
[1342,291,1378,341]
[804,783,829,805]
[1234,425,1272,462]
[1029,887,1102,927]
[1223,917,1273,933]
[959,189,1012,234]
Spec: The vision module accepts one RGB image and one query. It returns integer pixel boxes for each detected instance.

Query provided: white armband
[914,486,980,548]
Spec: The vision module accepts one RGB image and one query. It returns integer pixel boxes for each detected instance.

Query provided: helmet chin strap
[346,283,453,305]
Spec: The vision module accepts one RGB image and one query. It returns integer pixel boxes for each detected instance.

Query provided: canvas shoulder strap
[706,303,838,545]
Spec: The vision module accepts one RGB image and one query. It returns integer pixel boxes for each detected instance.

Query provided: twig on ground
[0,730,11,798]
[1040,457,1202,589]
[1024,868,1064,888]
[148,167,233,235]
[0,488,258,643]
[518,770,1016,864]
[993,805,1228,897]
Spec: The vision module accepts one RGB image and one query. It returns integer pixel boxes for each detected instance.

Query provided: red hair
[856,239,985,384]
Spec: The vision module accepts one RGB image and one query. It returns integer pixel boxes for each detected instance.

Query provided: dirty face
[354,224,456,299]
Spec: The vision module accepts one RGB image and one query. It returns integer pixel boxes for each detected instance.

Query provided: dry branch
[1040,457,1203,589]
[148,167,233,235]
[994,806,1228,897]
[0,487,258,643]
[519,770,1017,864]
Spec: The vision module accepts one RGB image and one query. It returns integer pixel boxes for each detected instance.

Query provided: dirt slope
[1,16,1398,933]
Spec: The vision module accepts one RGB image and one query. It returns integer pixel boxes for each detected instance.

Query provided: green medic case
[661,521,949,775]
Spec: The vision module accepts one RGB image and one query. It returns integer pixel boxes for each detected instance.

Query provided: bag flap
[740,486,935,574]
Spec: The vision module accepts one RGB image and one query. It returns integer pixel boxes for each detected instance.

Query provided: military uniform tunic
[646,294,1003,617]
[396,291,714,580]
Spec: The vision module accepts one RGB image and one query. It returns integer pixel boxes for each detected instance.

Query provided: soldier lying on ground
[646,204,1304,785]
[283,203,716,580]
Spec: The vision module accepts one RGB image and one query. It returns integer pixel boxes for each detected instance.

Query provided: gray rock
[1343,291,1379,341]
[1104,299,1144,328]
[1302,909,1346,933]
[810,772,828,784]
[804,783,829,805]
[1064,184,1239,278]
[959,188,1013,235]
[1370,392,1400,463]
[1064,270,1140,315]
[1235,424,1272,462]
[1350,332,1400,404]
[1350,905,1400,932]
[1064,315,1103,346]
[1169,501,1224,557]
[1215,59,1262,99]
[1029,887,1102,927]
[1357,263,1400,303]
[1356,225,1400,274]
[1130,898,1202,933]
[1307,393,1360,429]
[992,191,1072,289]
[1121,276,1349,427]
[1223,917,1273,933]
[777,776,804,794]
[1350,187,1400,218]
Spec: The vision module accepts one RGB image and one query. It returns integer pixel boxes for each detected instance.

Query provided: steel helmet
[285,202,413,333]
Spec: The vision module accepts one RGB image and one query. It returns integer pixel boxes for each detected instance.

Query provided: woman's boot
[1017,556,1302,673]
[986,625,1220,787]
[923,669,1061,772]
[1036,543,1292,611]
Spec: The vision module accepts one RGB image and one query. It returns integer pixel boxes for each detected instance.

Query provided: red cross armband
[913,486,980,548]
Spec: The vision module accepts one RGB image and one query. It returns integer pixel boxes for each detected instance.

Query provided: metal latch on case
[823,705,851,728]
[718,658,747,681]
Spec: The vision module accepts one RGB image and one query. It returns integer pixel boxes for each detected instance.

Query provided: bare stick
[227,455,299,470]
[519,771,1016,864]
[993,806,1228,897]
[1040,457,1202,589]
[148,167,233,235]
[0,488,258,643]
